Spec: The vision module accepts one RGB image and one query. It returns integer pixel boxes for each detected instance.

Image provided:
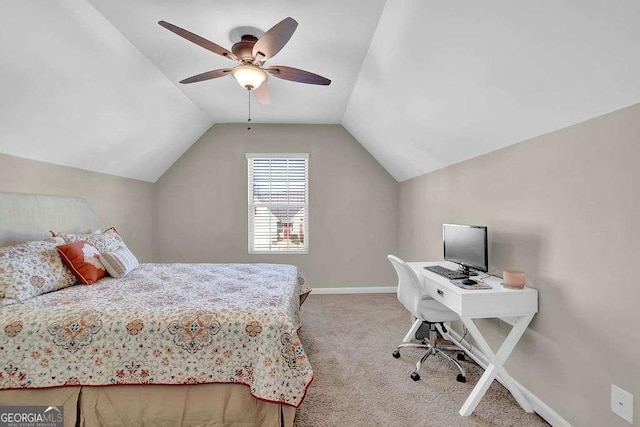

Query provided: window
[247,153,309,254]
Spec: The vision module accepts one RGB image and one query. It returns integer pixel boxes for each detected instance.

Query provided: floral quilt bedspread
[0,263,313,407]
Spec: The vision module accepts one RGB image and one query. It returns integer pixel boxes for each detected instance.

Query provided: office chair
[388,254,467,382]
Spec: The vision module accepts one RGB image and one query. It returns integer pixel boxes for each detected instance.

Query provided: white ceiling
[0,0,211,182]
[87,0,387,125]
[344,0,640,181]
[1,1,639,182]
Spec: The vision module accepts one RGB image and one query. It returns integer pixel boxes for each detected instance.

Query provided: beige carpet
[294,294,549,427]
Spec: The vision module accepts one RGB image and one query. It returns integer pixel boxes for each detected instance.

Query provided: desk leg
[458,315,534,416]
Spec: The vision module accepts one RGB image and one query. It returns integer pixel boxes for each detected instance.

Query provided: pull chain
[247,89,252,131]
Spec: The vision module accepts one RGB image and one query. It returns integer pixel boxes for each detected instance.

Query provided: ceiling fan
[158,17,331,105]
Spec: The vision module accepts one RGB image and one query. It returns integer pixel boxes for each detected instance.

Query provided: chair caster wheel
[456,353,466,361]
[392,350,400,359]
[410,372,420,381]
[456,374,466,383]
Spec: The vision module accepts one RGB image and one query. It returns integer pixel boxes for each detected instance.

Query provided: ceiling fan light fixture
[231,65,267,90]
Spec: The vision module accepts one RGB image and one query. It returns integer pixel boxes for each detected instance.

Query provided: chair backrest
[387,255,420,289]
[388,254,422,295]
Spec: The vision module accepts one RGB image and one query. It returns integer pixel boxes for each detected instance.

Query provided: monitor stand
[458,265,478,276]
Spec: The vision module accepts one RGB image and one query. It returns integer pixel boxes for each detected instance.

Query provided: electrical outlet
[611,384,633,424]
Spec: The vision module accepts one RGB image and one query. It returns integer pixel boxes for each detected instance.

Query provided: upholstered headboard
[0,193,105,247]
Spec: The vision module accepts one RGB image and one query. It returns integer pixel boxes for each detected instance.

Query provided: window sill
[249,250,308,255]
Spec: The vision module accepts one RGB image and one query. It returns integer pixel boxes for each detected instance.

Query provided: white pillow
[98,246,139,278]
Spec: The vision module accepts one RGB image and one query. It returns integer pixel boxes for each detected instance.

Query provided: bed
[0,193,312,426]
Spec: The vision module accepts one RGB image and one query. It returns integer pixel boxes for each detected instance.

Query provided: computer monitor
[443,224,488,275]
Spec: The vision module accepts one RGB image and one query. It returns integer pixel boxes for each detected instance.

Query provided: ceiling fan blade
[252,17,298,62]
[266,66,331,85]
[179,68,232,84]
[158,21,238,62]
[253,82,271,105]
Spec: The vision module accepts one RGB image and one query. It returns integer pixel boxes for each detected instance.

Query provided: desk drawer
[422,278,461,313]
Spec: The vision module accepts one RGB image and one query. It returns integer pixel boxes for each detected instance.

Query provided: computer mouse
[462,278,476,285]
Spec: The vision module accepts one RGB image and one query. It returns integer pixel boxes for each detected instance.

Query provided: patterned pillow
[0,238,77,305]
[56,241,107,285]
[98,247,139,278]
[60,229,126,253]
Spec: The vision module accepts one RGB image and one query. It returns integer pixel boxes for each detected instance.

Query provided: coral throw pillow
[56,241,106,285]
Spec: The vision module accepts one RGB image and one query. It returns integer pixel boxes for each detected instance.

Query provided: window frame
[246,153,309,255]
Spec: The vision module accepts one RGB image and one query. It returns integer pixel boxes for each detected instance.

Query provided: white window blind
[247,153,309,254]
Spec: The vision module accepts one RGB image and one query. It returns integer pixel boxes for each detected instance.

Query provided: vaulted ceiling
[1,1,639,182]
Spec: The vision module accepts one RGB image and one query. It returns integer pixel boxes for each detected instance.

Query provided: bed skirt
[0,384,296,426]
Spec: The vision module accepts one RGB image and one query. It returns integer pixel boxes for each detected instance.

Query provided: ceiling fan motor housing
[232,35,259,62]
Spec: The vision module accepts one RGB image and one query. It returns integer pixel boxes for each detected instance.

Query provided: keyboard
[424,265,468,280]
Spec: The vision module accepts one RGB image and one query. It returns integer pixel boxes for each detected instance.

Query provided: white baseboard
[445,328,571,427]
[311,286,397,294]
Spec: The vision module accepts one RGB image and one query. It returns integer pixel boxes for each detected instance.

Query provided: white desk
[408,261,538,416]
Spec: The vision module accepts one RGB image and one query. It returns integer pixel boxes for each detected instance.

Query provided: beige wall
[5,107,636,424]
[398,103,640,426]
[155,124,398,287]
[0,153,155,261]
